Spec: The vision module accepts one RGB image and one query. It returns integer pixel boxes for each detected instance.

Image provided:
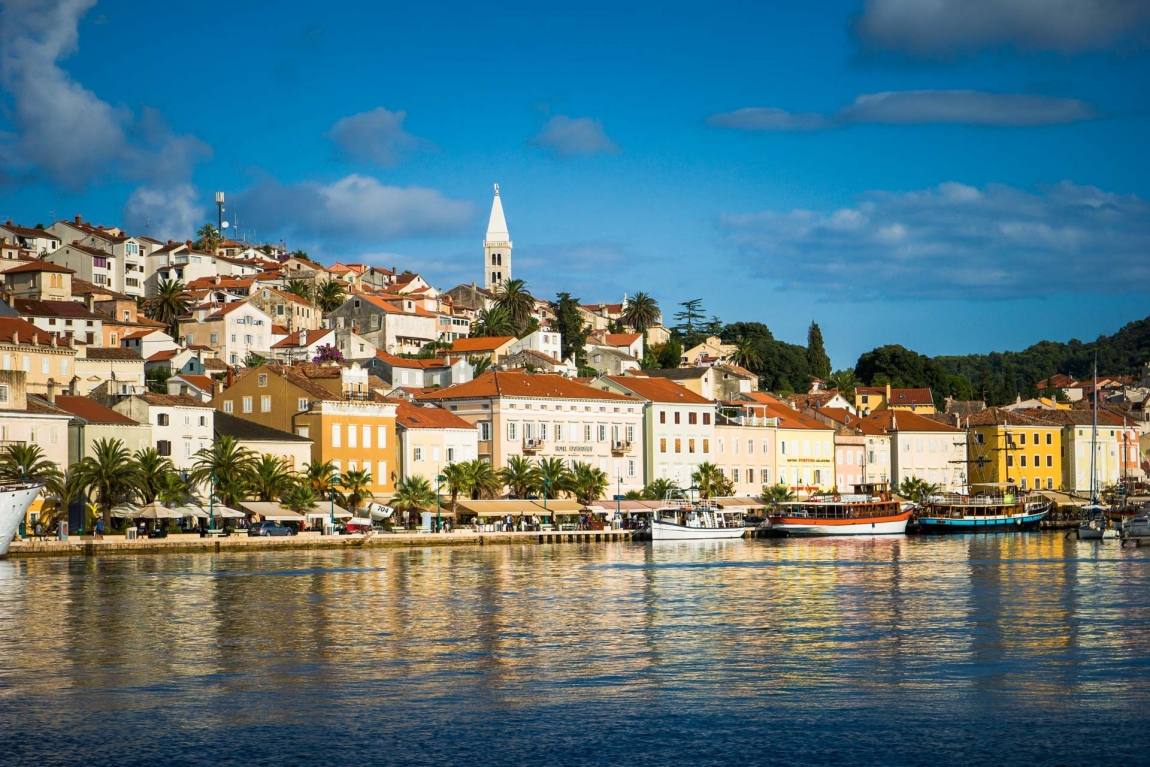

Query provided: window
[976,432,985,445]
[747,439,754,455]
[199,416,206,426]
[1046,432,1052,445]
[1047,478,1054,490]
[0,384,8,403]
[584,425,592,442]
[242,396,252,413]
[688,412,697,425]
[258,374,268,387]
[733,439,739,455]
[231,334,236,343]
[660,438,667,453]
[479,421,491,441]
[332,423,341,447]
[156,440,171,456]
[1019,433,1027,445]
[627,459,636,477]
[1046,455,1053,467]
[733,468,740,483]
[780,442,787,455]
[261,395,271,412]
[297,397,309,411]
[223,400,234,413]
[60,360,68,376]
[414,447,423,461]
[703,413,711,425]
[688,439,695,453]
[675,439,681,453]
[378,426,387,447]
[296,427,309,438]
[378,461,387,482]
[210,332,218,344]
[555,423,564,442]
[244,334,253,345]
[659,411,666,424]
[674,412,681,425]
[1020,455,1027,467]
[539,423,549,441]
[748,468,754,483]
[41,358,49,375]
[508,422,517,440]
[362,425,371,448]
[157,413,169,426]
[1007,455,1014,467]
[703,439,709,453]
[349,424,357,448]
[598,424,607,442]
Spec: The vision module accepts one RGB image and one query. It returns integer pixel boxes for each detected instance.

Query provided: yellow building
[211,364,398,497]
[965,408,1062,493]
[854,384,936,415]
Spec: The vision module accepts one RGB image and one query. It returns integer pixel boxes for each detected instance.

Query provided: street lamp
[330,468,339,531]
[436,473,445,532]
[209,473,216,531]
[542,476,550,528]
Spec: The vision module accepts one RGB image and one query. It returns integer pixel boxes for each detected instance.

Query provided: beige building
[863,410,966,491]
[178,301,275,366]
[0,316,78,397]
[714,416,778,496]
[418,371,646,495]
[74,348,146,397]
[247,288,323,333]
[0,371,72,524]
[396,401,480,483]
[54,394,152,462]
[2,260,74,301]
[730,393,835,494]
[641,364,757,402]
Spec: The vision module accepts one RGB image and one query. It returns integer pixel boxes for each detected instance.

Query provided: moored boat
[915,482,1049,533]
[767,482,911,536]
[0,482,47,557]
[650,500,745,540]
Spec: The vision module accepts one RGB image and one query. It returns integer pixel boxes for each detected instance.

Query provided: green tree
[552,292,591,365]
[641,477,679,500]
[195,223,221,253]
[469,355,492,377]
[499,455,540,499]
[133,447,176,504]
[462,459,502,500]
[281,484,317,514]
[828,368,858,393]
[316,280,346,312]
[440,462,471,517]
[536,457,570,499]
[338,468,375,512]
[761,483,796,507]
[690,462,727,499]
[621,291,661,333]
[773,375,794,397]
[643,337,682,370]
[248,454,294,502]
[729,337,763,370]
[189,436,258,506]
[243,352,267,368]
[142,278,191,337]
[568,461,609,504]
[145,367,170,394]
[472,306,515,338]
[286,279,314,303]
[69,438,143,529]
[806,321,832,380]
[0,443,65,502]
[493,278,535,334]
[156,473,189,508]
[391,476,437,524]
[303,460,337,498]
[672,298,705,336]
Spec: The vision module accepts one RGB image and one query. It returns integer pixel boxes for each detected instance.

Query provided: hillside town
[0,186,1148,536]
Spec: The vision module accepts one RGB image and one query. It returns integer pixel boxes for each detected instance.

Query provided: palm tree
[729,338,763,371]
[248,454,293,502]
[623,490,644,500]
[828,368,858,394]
[463,459,501,500]
[286,279,314,303]
[499,455,540,499]
[641,477,678,501]
[691,462,727,499]
[69,438,142,529]
[316,280,346,312]
[304,460,337,498]
[188,436,257,506]
[536,458,570,499]
[281,484,318,514]
[391,476,437,526]
[338,468,375,512]
[440,462,470,518]
[493,279,534,333]
[471,306,515,338]
[156,473,189,508]
[134,447,176,504]
[195,223,221,252]
[568,461,609,505]
[0,443,65,501]
[142,278,191,337]
[469,355,492,377]
[899,477,939,504]
[621,291,660,332]
[761,483,796,507]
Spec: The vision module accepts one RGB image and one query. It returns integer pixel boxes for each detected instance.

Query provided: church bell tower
[483,184,511,292]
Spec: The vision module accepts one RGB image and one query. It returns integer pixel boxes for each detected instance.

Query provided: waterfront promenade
[7,527,638,558]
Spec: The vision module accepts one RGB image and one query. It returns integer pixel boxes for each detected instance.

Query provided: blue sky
[1,0,1148,368]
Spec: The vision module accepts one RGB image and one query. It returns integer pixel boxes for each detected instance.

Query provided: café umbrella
[208,504,246,519]
[174,504,210,519]
[130,502,185,521]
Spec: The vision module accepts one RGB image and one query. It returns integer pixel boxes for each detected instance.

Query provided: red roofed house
[327,292,440,355]
[861,409,966,491]
[247,287,323,333]
[0,316,77,396]
[2,260,74,301]
[271,328,378,364]
[395,401,479,483]
[854,384,937,415]
[730,393,836,494]
[177,301,274,366]
[418,371,646,495]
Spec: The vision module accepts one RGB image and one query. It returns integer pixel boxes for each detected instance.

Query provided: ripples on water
[1,535,1149,766]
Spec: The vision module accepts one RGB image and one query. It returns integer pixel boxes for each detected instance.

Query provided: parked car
[248,521,295,537]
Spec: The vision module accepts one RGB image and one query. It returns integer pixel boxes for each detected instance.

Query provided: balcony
[522,438,544,452]
[611,440,632,455]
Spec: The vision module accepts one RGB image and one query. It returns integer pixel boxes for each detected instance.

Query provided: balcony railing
[522,438,543,452]
[611,440,632,454]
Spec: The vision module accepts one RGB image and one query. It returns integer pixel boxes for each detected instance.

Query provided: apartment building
[395,401,480,484]
[178,302,274,366]
[112,394,215,473]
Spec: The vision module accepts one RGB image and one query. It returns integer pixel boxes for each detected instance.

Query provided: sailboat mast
[1089,362,1098,504]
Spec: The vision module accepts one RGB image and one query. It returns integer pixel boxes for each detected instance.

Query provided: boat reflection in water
[766,482,912,537]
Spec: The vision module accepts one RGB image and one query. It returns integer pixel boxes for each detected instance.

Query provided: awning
[239,501,305,521]
[305,508,352,521]
[713,497,765,510]
[455,499,586,517]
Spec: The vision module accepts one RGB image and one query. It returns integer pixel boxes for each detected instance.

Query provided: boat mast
[1089,360,1098,505]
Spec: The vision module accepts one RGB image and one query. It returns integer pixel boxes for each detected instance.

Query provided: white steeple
[483,183,512,291]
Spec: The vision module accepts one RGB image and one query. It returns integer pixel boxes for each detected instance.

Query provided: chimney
[46,379,56,403]
[74,215,82,224]
[11,330,17,345]
[167,239,174,245]
[215,381,225,396]
[226,366,235,388]
[299,330,307,346]
[885,382,891,401]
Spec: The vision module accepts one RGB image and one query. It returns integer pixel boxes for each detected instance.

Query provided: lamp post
[542,476,550,527]
[330,468,338,531]
[209,473,216,531]
[436,473,445,533]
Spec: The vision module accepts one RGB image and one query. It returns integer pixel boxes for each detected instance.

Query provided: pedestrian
[34,521,43,540]
[95,518,103,540]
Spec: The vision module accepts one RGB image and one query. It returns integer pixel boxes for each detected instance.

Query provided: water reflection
[2,535,1150,766]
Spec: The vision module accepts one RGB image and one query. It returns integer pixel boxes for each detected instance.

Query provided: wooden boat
[915,482,1049,533]
[650,500,745,540]
[767,482,912,536]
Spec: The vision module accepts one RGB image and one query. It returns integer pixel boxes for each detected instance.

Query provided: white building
[863,410,966,492]
[112,393,215,473]
[47,216,146,297]
[396,401,480,482]
[178,302,275,366]
[483,184,511,291]
[508,329,563,362]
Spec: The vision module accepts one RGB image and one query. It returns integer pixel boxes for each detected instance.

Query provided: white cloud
[236,174,475,243]
[707,90,1096,132]
[854,0,1150,57]
[531,115,619,157]
[122,184,205,241]
[326,107,425,166]
[719,181,1150,299]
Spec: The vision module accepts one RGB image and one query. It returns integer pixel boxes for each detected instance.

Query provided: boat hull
[769,511,911,537]
[0,484,46,557]
[915,509,1048,533]
[650,520,746,540]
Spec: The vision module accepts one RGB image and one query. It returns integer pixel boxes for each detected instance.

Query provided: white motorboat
[650,500,745,541]
[1124,514,1150,539]
[0,482,47,557]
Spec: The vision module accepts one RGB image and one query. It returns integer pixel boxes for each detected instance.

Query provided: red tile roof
[3,260,74,274]
[418,371,634,402]
[606,375,714,404]
[172,374,215,392]
[395,401,476,430]
[54,396,139,424]
[0,317,59,346]
[448,336,515,353]
[864,409,962,432]
[375,351,449,369]
[271,328,334,349]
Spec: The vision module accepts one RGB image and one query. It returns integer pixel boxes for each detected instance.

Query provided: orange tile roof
[172,374,215,392]
[863,409,961,433]
[418,371,634,402]
[606,375,714,404]
[3,260,74,274]
[448,336,515,353]
[375,351,449,369]
[271,328,334,349]
[736,399,834,431]
[604,332,642,346]
[395,401,476,430]
[0,317,59,346]
[54,396,139,424]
